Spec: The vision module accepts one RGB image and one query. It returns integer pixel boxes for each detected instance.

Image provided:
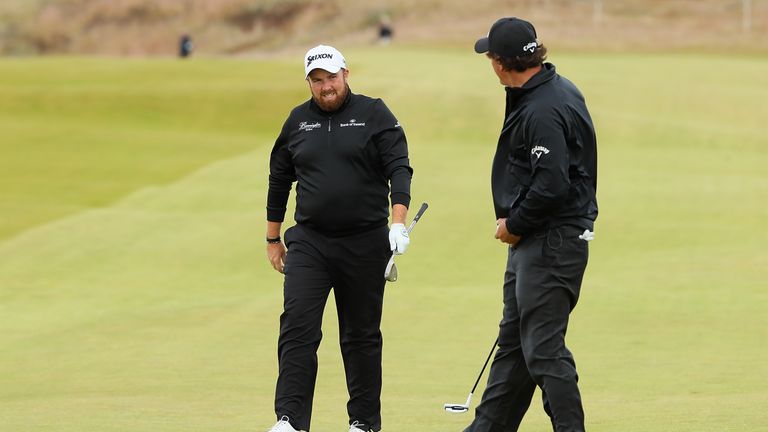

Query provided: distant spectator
[377,15,393,45]
[179,34,193,58]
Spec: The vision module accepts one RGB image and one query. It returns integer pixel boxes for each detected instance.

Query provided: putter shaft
[443,338,498,413]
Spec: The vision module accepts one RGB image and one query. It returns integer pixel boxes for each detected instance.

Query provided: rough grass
[1,48,767,431]
[2,0,768,55]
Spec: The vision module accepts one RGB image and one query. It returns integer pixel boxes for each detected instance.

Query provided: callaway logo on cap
[304,44,346,78]
[474,17,539,58]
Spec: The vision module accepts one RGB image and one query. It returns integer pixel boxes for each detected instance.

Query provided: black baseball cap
[474,17,539,58]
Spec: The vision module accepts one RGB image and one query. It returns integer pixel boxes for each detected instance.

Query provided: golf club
[384,202,428,282]
[444,337,498,413]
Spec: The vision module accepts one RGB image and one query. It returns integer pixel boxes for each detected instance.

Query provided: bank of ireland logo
[340,118,366,128]
[531,145,550,159]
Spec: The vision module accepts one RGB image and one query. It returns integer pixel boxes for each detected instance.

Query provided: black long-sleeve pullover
[267,90,413,236]
[492,63,598,235]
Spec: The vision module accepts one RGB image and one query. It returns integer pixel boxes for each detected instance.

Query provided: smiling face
[307,68,349,112]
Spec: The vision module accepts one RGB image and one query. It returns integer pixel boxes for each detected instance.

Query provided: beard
[313,84,349,112]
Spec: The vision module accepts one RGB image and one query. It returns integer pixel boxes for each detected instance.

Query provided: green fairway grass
[1,48,767,431]
[0,57,304,241]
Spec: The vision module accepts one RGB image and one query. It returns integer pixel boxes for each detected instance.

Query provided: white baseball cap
[304,44,346,78]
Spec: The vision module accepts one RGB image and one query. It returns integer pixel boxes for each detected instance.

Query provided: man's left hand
[495,218,521,246]
[389,223,410,255]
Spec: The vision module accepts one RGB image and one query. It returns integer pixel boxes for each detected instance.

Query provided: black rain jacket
[268,90,413,236]
[492,63,598,235]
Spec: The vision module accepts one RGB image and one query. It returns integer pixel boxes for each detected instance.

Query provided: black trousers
[465,225,589,432]
[274,224,390,432]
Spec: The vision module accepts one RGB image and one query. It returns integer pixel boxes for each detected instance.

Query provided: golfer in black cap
[465,18,598,432]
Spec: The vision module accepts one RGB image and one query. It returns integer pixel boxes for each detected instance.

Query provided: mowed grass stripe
[0,57,305,241]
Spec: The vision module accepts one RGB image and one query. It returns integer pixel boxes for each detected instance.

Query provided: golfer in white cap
[264,45,414,432]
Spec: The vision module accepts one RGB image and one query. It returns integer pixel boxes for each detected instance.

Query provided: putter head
[444,393,473,414]
[443,403,469,413]
[384,258,397,282]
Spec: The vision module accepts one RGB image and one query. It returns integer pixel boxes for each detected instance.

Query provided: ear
[342,68,350,80]
[491,58,504,74]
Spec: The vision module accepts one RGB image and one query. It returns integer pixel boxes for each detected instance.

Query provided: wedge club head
[383,202,428,282]
[384,256,398,282]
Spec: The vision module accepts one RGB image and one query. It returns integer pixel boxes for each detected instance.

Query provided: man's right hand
[267,242,287,273]
[495,218,521,246]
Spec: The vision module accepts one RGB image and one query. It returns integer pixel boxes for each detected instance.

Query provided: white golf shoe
[349,421,370,432]
[268,416,304,432]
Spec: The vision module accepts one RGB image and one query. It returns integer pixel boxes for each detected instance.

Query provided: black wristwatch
[266,236,281,244]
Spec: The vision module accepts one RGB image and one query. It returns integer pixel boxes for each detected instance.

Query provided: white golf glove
[389,223,410,255]
[578,229,595,241]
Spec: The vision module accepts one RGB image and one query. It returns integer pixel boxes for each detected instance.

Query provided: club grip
[412,202,428,222]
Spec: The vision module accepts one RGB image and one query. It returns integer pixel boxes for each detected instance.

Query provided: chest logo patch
[298,121,321,132]
[531,145,550,159]
[340,119,366,128]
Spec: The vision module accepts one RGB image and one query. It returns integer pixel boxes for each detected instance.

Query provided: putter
[384,202,428,282]
[444,338,498,413]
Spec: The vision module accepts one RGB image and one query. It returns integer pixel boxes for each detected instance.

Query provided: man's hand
[389,223,410,255]
[267,242,287,273]
[495,218,521,246]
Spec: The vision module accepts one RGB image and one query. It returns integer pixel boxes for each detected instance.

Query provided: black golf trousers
[275,223,390,432]
[465,225,589,432]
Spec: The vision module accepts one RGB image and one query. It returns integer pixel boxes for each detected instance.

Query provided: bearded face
[307,68,350,112]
